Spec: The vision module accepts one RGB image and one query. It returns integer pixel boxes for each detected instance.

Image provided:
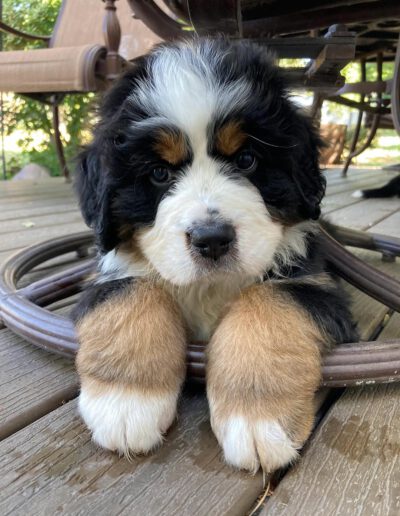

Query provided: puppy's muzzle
[188,223,235,261]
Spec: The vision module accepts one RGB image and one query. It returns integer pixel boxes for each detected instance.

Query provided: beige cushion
[0,44,106,93]
[51,0,161,61]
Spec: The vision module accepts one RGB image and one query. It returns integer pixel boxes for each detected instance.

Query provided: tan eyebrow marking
[153,130,188,165]
[215,120,247,156]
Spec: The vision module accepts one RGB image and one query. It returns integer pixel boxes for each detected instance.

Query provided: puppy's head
[76,39,325,285]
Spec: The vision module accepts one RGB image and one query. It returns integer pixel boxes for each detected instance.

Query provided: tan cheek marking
[76,281,186,394]
[153,130,188,165]
[215,121,247,156]
[207,283,324,444]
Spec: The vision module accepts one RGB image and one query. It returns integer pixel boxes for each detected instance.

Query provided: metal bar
[342,59,366,176]
[328,95,391,114]
[391,34,400,136]
[319,228,400,312]
[350,53,383,159]
[0,20,50,42]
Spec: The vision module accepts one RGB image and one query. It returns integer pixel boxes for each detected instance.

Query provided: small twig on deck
[247,478,273,516]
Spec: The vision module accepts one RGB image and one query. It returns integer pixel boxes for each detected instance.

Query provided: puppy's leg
[75,280,186,456]
[207,283,324,473]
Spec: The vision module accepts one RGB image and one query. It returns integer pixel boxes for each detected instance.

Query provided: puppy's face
[77,40,325,285]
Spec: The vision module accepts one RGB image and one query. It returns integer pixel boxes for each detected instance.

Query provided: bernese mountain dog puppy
[73,38,357,473]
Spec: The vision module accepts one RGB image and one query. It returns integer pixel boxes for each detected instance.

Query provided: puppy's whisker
[247,133,298,149]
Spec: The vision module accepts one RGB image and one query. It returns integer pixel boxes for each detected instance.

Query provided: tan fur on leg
[76,281,187,456]
[207,283,323,473]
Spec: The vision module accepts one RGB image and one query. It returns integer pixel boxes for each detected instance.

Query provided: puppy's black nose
[189,223,235,260]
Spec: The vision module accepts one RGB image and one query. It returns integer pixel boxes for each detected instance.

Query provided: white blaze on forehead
[130,42,251,150]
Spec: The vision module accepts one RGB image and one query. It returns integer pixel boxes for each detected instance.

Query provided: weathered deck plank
[367,210,400,238]
[0,328,77,441]
[0,394,265,516]
[0,202,78,222]
[1,210,83,234]
[323,198,400,231]
[0,221,86,256]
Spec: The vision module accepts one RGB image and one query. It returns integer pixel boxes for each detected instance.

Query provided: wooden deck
[0,168,399,515]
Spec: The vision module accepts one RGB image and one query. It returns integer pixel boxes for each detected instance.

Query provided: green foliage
[2,0,60,51]
[1,0,97,177]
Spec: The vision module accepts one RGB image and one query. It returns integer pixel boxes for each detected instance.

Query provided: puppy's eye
[151,167,172,185]
[235,151,257,172]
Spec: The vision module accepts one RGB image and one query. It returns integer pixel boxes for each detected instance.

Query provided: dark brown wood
[252,34,356,59]
[102,0,122,81]
[243,0,400,37]
[243,0,378,20]
[186,0,242,36]
[127,0,185,40]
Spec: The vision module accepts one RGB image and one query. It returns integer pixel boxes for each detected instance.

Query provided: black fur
[267,228,358,349]
[280,280,358,351]
[361,175,400,199]
[71,277,134,323]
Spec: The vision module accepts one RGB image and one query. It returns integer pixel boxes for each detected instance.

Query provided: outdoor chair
[327,37,400,175]
[0,0,161,179]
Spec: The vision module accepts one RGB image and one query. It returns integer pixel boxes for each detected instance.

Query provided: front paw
[79,381,178,456]
[210,411,299,473]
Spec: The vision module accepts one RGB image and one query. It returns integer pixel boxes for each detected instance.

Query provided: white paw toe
[79,386,178,456]
[352,189,364,198]
[215,416,298,473]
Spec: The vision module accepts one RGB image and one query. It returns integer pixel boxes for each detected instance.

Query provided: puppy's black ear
[75,147,117,253]
[291,115,326,220]
[74,56,151,253]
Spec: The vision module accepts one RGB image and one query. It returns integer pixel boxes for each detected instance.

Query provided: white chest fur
[98,250,258,341]
[166,275,258,341]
